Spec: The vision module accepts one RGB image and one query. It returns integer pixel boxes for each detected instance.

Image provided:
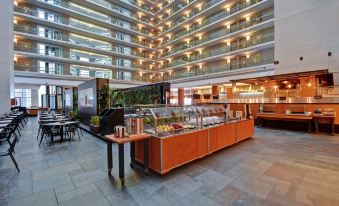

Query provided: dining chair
[0,131,20,172]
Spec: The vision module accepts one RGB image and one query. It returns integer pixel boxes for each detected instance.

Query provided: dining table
[0,120,12,124]
[0,123,9,128]
[42,121,78,142]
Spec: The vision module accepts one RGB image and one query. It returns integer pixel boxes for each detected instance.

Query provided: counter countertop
[148,119,252,139]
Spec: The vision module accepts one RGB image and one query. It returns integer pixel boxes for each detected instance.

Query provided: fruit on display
[157,125,175,132]
[171,123,183,129]
[171,111,176,117]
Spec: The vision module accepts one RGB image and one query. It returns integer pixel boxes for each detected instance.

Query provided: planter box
[89,125,101,134]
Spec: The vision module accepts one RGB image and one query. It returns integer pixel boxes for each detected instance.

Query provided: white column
[0,0,14,113]
[31,89,39,107]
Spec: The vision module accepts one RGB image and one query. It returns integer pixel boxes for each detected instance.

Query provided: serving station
[129,104,254,175]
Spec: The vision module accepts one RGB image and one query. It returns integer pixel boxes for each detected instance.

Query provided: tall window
[15,89,32,107]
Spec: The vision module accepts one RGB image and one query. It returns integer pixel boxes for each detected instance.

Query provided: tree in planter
[97,84,110,114]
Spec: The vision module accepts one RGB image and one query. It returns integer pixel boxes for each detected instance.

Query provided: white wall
[275,0,339,85]
[0,0,14,112]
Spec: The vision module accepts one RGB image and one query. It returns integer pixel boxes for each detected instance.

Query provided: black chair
[39,125,61,146]
[0,131,20,172]
[64,123,80,142]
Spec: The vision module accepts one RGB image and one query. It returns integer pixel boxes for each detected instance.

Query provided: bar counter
[134,119,254,175]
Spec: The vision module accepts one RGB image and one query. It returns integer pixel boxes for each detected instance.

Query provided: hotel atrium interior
[0,0,339,205]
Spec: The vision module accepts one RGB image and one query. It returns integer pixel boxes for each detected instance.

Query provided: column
[31,89,39,107]
[178,88,185,106]
[0,0,14,113]
[212,85,219,96]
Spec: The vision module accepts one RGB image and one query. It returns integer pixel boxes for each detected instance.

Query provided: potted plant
[69,111,78,120]
[89,116,101,134]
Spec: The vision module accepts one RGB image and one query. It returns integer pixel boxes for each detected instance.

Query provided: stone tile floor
[1,117,339,206]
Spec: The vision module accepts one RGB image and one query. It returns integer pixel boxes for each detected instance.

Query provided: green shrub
[69,111,78,119]
[90,116,100,127]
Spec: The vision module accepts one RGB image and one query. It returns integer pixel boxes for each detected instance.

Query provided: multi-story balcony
[156,0,269,37]
[110,0,155,15]
[14,64,154,82]
[165,55,274,81]
[14,44,153,72]
[159,16,273,59]
[76,0,153,25]
[153,0,195,21]
[14,3,152,39]
[158,2,274,48]
[14,6,152,49]
[14,24,153,61]
[161,31,274,70]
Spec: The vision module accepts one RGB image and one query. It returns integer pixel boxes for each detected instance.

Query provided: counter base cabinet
[135,119,254,175]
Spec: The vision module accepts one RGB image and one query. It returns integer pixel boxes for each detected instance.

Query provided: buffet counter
[134,119,254,175]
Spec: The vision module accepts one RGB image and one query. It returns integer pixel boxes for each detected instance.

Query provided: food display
[142,106,199,135]
[194,105,226,126]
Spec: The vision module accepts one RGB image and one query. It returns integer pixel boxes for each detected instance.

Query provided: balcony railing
[14,44,153,70]
[165,55,274,81]
[85,0,152,24]
[159,0,263,35]
[15,3,151,37]
[14,24,151,59]
[14,64,153,82]
[162,18,274,58]
[14,6,151,48]
[164,32,274,69]
[158,6,273,47]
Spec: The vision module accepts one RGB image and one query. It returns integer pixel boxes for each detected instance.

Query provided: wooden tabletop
[105,133,151,144]
[256,113,313,120]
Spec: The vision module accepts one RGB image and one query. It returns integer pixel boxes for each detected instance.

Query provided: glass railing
[159,10,274,49]
[14,6,152,48]
[14,44,154,71]
[14,24,151,59]
[154,0,195,23]
[164,32,274,69]
[15,2,150,36]
[120,0,154,14]
[162,26,273,58]
[14,64,153,82]
[165,55,274,80]
[159,0,263,35]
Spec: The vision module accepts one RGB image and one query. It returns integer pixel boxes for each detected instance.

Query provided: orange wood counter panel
[135,119,254,175]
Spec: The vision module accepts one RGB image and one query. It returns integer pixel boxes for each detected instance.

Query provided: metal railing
[158,7,273,47]
[165,55,274,80]
[14,6,152,48]
[14,64,154,82]
[14,24,151,59]
[165,32,274,69]
[159,0,263,35]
